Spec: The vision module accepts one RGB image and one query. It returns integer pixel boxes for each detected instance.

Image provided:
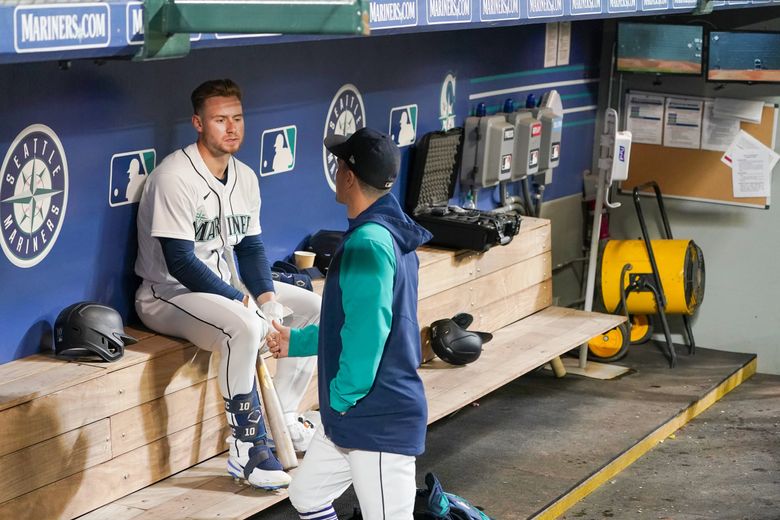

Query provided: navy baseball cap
[324,128,400,189]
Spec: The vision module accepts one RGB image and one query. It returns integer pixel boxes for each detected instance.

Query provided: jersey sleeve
[289,324,319,357]
[234,234,274,297]
[329,224,396,413]
[149,173,197,240]
[159,237,243,301]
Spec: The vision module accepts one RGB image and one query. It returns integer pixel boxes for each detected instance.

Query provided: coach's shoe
[227,436,291,490]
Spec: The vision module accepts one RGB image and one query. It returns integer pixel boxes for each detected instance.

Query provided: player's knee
[244,318,267,350]
[228,314,266,356]
[288,479,328,513]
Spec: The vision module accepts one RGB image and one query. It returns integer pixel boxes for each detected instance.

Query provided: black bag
[406,128,521,252]
[305,230,344,274]
[271,261,313,292]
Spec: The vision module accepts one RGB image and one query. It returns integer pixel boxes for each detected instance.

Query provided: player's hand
[267,320,290,359]
[260,300,284,325]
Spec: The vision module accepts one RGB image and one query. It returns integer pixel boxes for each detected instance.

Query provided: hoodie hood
[348,193,432,254]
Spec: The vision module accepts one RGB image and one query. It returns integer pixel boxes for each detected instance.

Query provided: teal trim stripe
[563,118,596,128]
[470,64,592,84]
[479,106,597,118]
[471,114,595,126]
[470,78,599,101]
[481,91,594,114]
[561,92,595,101]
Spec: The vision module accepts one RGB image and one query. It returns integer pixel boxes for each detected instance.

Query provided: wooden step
[80,306,624,520]
[0,341,216,458]
[1,414,228,519]
[0,349,315,520]
[422,306,624,422]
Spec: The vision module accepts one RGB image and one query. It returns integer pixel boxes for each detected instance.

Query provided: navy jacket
[291,193,432,455]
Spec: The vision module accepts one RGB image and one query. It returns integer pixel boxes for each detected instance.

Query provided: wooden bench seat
[0,217,623,520]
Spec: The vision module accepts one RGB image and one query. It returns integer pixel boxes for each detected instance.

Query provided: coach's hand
[268,320,290,359]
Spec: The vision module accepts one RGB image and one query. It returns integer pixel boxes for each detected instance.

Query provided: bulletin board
[621,104,777,209]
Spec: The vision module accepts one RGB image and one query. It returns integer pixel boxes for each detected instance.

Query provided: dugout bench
[0,217,623,519]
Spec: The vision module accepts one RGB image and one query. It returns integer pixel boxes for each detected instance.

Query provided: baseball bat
[256,354,298,470]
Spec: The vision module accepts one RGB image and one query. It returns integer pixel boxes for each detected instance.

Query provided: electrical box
[460,115,515,188]
[506,110,542,180]
[534,107,562,171]
[609,131,632,183]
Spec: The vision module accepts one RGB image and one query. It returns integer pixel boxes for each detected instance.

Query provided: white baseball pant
[135,280,318,411]
[288,427,416,520]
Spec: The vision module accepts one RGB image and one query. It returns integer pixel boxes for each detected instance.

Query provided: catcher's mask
[54,302,137,362]
[430,314,492,366]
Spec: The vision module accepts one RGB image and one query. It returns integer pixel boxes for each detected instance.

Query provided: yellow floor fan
[588,182,705,367]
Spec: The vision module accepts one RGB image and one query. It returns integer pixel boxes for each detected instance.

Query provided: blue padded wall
[0,21,601,362]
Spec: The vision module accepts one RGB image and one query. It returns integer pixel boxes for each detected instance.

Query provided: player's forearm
[234,234,274,298]
[159,237,243,300]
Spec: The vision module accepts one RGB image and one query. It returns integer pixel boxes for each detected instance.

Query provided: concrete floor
[559,373,780,520]
[253,343,777,519]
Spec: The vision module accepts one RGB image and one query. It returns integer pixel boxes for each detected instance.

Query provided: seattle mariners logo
[440,73,457,131]
[323,84,365,191]
[0,124,68,268]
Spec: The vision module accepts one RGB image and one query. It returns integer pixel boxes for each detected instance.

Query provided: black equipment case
[405,128,521,252]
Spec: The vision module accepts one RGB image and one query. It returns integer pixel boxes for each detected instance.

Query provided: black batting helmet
[430,314,493,366]
[54,302,137,362]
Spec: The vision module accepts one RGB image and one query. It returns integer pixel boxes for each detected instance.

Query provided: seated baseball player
[134,78,318,490]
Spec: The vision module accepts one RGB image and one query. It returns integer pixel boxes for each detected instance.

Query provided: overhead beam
[137,0,369,60]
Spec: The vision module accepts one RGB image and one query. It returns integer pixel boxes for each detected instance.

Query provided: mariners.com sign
[14,4,110,53]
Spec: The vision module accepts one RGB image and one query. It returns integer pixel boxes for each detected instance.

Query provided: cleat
[227,438,291,490]
[223,389,290,489]
[227,453,291,490]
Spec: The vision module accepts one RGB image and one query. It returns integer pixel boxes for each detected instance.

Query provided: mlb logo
[501,154,512,173]
[529,149,539,167]
[109,149,155,207]
[260,126,297,176]
[388,105,418,147]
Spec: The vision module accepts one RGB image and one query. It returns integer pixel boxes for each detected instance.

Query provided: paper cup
[294,251,316,269]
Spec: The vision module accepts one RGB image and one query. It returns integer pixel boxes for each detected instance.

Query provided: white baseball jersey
[135,143,261,301]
